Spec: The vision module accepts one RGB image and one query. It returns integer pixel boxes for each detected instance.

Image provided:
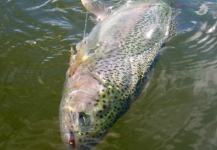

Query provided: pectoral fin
[69,46,88,77]
[81,0,111,21]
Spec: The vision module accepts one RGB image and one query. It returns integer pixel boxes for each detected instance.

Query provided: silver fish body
[60,1,172,149]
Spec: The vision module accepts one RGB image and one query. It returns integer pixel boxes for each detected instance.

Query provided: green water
[1,0,217,150]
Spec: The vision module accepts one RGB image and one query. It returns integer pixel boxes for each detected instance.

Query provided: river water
[0,0,217,150]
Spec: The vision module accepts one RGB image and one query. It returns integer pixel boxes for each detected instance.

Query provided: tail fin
[170,10,197,36]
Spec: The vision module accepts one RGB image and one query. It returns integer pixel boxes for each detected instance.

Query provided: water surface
[0,0,217,150]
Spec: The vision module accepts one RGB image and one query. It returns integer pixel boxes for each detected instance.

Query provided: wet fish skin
[60,1,172,149]
[81,0,110,21]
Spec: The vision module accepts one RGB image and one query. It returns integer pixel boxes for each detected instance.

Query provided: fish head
[60,69,117,149]
[60,103,100,150]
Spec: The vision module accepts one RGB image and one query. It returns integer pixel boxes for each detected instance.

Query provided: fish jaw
[60,67,105,149]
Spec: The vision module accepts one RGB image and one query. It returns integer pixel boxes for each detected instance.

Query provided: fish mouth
[67,131,99,150]
[68,129,76,148]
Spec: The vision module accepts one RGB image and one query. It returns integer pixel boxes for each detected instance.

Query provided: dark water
[0,0,217,150]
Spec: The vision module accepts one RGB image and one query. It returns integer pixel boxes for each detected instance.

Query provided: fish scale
[87,4,171,92]
[60,1,172,149]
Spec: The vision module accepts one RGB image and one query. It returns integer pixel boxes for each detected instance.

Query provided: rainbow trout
[60,0,172,149]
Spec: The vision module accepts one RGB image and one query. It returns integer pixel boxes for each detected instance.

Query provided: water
[0,0,217,150]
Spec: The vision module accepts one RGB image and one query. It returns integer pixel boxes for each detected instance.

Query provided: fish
[59,0,173,149]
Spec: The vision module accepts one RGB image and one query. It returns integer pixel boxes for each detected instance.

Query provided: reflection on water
[0,0,86,150]
[0,0,217,150]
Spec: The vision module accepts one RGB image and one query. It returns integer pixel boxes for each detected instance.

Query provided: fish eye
[79,112,91,126]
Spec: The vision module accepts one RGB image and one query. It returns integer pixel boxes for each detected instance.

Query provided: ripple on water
[166,19,217,72]
[0,0,83,150]
[1,0,217,150]
[3,117,64,150]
